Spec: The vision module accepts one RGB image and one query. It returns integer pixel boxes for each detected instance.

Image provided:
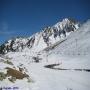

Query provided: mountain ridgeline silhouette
[0,18,80,54]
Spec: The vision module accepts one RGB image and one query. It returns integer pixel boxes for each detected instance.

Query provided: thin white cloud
[0,21,15,35]
[0,30,15,35]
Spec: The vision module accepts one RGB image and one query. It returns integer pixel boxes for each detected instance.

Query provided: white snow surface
[0,20,90,90]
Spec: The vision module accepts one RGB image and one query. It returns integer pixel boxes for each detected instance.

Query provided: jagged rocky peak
[42,18,79,35]
[53,18,79,31]
[0,18,80,54]
[41,18,79,44]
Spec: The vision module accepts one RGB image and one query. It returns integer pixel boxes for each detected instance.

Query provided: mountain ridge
[0,18,80,54]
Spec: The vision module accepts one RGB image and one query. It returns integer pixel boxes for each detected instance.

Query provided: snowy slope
[46,20,90,69]
[50,20,90,56]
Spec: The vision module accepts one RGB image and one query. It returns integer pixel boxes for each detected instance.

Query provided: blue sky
[0,0,90,44]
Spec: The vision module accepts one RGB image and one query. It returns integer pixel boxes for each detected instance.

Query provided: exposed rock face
[6,67,29,79]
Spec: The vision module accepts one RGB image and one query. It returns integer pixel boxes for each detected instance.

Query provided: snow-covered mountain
[0,19,90,90]
[0,18,79,54]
